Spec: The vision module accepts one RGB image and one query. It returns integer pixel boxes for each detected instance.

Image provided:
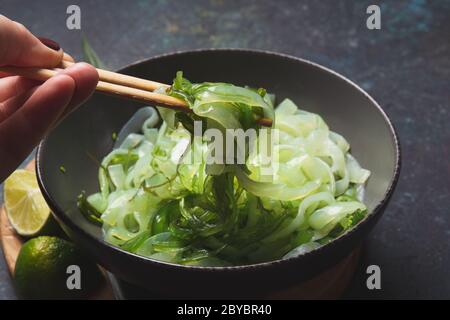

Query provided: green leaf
[120,230,152,252]
[340,209,367,230]
[77,191,103,225]
[81,35,106,68]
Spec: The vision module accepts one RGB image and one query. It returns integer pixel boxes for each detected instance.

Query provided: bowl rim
[36,48,401,272]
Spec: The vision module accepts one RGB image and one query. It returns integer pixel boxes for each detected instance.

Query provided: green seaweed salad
[78,72,370,266]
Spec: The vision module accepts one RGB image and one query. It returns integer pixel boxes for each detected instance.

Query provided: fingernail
[37,36,60,51]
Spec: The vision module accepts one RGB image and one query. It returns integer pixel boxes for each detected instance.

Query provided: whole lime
[14,236,102,299]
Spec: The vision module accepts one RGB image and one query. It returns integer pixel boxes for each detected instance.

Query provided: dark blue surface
[0,0,449,299]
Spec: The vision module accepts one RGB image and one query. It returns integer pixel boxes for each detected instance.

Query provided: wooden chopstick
[0,65,189,110]
[61,60,169,92]
[0,64,273,126]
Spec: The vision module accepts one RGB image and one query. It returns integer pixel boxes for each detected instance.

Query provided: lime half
[4,170,51,236]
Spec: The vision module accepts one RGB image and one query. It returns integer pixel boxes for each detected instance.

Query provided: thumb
[0,15,63,67]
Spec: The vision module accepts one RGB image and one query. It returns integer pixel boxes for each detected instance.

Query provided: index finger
[0,15,63,67]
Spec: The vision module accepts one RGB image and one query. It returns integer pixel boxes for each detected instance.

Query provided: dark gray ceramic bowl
[36,49,400,298]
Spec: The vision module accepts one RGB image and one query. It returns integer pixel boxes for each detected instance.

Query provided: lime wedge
[4,170,51,236]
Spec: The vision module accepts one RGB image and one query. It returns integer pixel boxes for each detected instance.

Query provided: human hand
[0,15,99,182]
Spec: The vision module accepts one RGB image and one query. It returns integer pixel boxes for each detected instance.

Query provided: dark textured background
[0,0,449,299]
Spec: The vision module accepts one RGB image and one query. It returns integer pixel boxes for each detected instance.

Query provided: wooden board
[0,160,115,300]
